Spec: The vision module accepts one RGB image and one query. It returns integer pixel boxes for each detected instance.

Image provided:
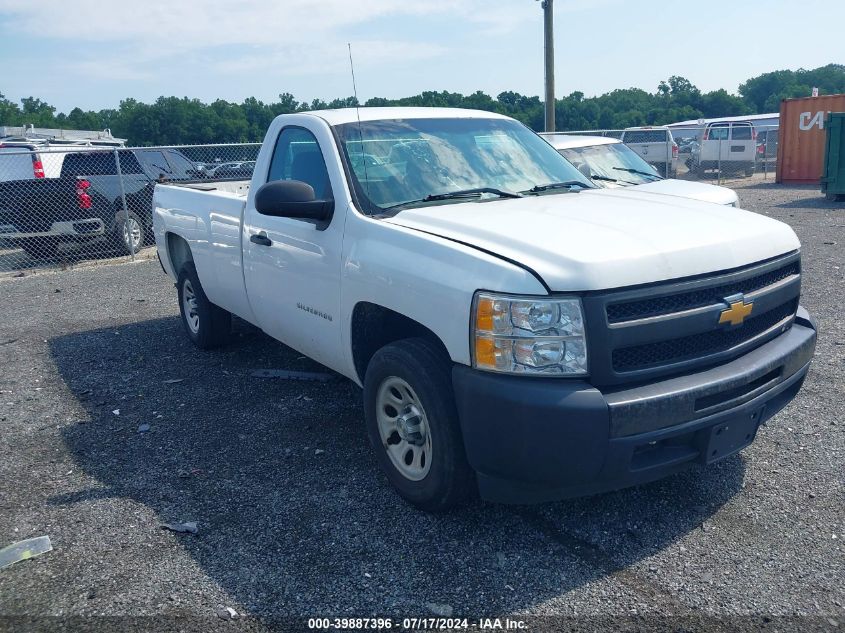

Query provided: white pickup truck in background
[619,126,679,178]
[153,108,815,510]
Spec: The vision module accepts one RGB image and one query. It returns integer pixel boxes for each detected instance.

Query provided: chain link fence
[0,142,259,274]
[0,123,781,275]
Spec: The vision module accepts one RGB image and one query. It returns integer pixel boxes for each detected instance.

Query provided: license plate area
[701,406,764,464]
[730,145,745,152]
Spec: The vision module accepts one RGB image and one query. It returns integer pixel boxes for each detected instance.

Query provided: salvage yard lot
[0,183,842,628]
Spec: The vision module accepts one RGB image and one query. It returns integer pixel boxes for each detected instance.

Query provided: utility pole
[541,0,555,132]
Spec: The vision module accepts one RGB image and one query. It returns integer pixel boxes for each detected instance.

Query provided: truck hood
[627,178,739,206]
[384,188,799,291]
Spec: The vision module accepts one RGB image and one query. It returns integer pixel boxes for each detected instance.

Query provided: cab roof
[304,107,512,126]
[540,134,620,150]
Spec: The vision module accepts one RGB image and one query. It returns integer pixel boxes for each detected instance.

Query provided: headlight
[472,292,588,376]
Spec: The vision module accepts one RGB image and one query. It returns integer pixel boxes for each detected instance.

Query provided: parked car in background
[619,126,679,177]
[677,138,697,155]
[205,161,255,180]
[543,134,739,206]
[689,121,757,177]
[153,107,814,510]
[0,147,201,259]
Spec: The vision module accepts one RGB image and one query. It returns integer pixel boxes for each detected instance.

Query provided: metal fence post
[113,147,134,261]
[763,129,768,180]
[666,135,671,178]
[717,136,723,185]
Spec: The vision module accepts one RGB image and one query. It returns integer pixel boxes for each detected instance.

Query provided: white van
[690,121,756,177]
[0,141,109,181]
[0,142,45,181]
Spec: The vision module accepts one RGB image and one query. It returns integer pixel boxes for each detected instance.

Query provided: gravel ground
[0,183,842,631]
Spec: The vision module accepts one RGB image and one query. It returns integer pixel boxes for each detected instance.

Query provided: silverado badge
[719,293,753,326]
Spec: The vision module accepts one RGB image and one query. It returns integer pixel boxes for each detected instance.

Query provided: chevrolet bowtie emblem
[719,294,753,326]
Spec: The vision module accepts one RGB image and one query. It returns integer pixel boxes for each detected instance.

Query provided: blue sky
[0,0,841,113]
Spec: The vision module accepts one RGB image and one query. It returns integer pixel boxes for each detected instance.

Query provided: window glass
[61,151,116,176]
[334,117,590,213]
[707,124,729,141]
[0,149,39,181]
[136,150,173,179]
[118,151,143,174]
[165,150,198,179]
[731,124,752,140]
[560,142,660,186]
[623,130,667,143]
[268,127,332,199]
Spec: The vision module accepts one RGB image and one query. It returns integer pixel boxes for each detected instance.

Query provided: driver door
[242,124,345,371]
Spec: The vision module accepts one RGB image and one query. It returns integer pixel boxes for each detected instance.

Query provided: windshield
[334,117,591,213]
[559,143,660,186]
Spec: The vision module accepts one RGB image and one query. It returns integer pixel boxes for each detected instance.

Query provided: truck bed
[163,179,250,197]
[153,179,252,321]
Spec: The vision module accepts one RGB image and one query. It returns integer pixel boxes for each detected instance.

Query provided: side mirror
[254,180,334,229]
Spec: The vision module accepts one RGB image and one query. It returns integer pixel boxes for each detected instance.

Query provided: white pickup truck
[153,107,816,511]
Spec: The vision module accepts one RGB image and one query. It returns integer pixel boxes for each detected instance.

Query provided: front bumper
[452,307,816,504]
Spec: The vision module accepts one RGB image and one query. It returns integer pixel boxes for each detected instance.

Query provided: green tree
[739,64,845,112]
[0,92,22,126]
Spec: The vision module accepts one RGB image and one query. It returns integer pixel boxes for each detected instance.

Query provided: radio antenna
[347,43,371,205]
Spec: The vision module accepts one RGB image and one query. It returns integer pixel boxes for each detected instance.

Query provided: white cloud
[0,1,515,50]
[0,0,534,86]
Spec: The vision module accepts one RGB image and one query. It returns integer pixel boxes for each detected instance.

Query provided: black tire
[363,338,475,511]
[19,238,57,260]
[176,262,231,349]
[112,210,145,255]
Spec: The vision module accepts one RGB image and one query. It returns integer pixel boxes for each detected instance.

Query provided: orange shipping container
[777,94,845,184]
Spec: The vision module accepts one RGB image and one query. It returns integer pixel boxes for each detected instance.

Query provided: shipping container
[777,94,845,184]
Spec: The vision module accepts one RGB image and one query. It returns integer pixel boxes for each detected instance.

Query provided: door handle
[250,232,272,247]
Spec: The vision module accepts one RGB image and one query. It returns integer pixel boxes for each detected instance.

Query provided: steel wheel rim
[123,218,142,250]
[376,376,432,481]
[182,279,200,334]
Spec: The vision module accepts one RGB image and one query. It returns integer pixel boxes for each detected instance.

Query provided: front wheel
[177,262,231,349]
[363,338,475,511]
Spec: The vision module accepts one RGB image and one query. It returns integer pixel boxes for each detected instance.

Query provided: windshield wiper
[384,187,522,212]
[613,167,663,180]
[589,173,642,186]
[523,180,592,193]
[424,187,523,201]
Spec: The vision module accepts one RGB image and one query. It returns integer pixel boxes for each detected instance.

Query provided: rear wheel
[177,262,231,349]
[113,210,145,255]
[363,338,475,511]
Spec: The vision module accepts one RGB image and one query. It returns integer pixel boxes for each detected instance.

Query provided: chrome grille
[607,260,800,323]
[612,299,798,372]
[582,252,802,387]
